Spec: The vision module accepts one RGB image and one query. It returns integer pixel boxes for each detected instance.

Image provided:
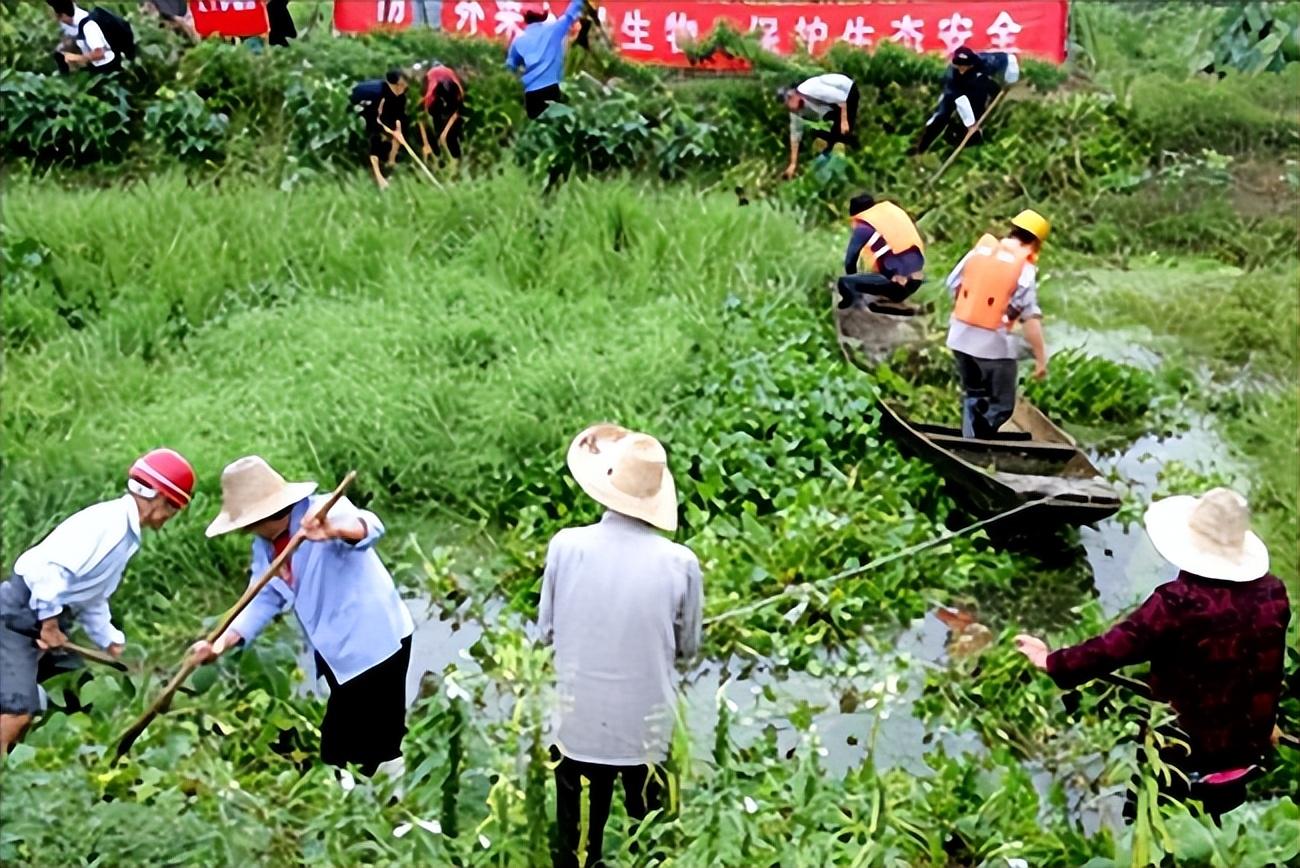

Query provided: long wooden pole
[18,628,128,671]
[379,121,443,189]
[114,471,356,760]
[926,87,1009,189]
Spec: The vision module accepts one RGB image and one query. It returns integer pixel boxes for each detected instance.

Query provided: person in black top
[913,47,1018,155]
[350,70,409,190]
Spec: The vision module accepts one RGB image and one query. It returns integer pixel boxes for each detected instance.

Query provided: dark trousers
[953,350,1018,438]
[428,107,463,160]
[315,635,411,775]
[1122,730,1255,823]
[810,83,861,151]
[837,273,922,309]
[552,747,664,868]
[54,52,122,75]
[525,83,564,120]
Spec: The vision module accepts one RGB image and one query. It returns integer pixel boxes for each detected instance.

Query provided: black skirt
[315,635,411,775]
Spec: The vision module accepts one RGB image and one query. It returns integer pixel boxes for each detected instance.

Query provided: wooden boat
[877,399,1122,527]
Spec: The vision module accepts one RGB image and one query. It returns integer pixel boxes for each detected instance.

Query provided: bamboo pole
[114,471,356,760]
[926,87,1010,189]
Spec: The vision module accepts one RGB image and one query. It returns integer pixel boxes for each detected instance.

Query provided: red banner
[334,0,415,32]
[441,1,1068,65]
[192,0,268,38]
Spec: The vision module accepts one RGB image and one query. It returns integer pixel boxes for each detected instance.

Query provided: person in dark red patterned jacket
[1016,487,1291,819]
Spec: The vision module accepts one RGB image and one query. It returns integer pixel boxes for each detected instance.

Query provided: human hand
[189,632,236,665]
[37,620,68,650]
[422,143,434,158]
[1033,360,1048,380]
[782,164,797,180]
[376,175,390,191]
[107,643,125,659]
[1013,634,1050,670]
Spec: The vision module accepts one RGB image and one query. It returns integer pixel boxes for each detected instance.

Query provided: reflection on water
[681,612,981,779]
[1084,412,1243,616]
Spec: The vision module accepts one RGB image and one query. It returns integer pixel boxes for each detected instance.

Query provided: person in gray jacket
[539,423,703,868]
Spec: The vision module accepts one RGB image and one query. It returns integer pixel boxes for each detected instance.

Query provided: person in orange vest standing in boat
[836,192,926,312]
[945,210,1050,438]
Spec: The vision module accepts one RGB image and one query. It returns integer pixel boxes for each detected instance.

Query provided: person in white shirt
[540,424,703,868]
[778,72,860,178]
[189,456,415,784]
[1,448,195,753]
[48,0,119,74]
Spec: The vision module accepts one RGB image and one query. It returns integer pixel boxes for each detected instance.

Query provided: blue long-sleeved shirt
[228,495,414,684]
[505,0,584,93]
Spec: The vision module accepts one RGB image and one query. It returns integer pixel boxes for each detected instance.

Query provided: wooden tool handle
[114,471,357,760]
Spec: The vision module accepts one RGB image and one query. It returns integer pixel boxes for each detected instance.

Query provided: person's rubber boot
[376,755,406,802]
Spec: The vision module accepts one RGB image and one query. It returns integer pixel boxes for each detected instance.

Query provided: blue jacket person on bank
[540,424,703,868]
[190,456,415,785]
[1,448,195,752]
[946,209,1051,439]
[507,0,585,119]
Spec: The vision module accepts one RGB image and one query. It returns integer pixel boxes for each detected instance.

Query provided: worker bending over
[945,210,1050,438]
[1,449,194,752]
[914,46,1018,155]
[837,192,926,312]
[1017,488,1290,821]
[779,72,859,179]
[414,60,465,163]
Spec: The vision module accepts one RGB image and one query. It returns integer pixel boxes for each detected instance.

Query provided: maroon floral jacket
[1047,571,1292,769]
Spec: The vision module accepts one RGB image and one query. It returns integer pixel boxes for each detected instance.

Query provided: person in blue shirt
[190,456,415,787]
[506,0,585,119]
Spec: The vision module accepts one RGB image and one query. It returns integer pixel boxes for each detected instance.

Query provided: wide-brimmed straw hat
[566,424,678,532]
[205,456,318,538]
[1143,487,1269,582]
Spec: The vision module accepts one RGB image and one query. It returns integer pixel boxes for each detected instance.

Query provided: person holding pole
[1015,488,1291,820]
[189,456,414,786]
[913,46,1018,155]
[350,70,410,190]
[1,448,194,753]
[413,60,466,163]
[507,0,585,120]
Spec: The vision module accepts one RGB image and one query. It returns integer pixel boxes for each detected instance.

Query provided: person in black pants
[350,70,409,190]
[914,47,1017,154]
[414,61,465,162]
[551,747,666,868]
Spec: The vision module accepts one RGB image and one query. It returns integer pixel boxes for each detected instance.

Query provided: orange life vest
[851,202,924,273]
[952,234,1034,330]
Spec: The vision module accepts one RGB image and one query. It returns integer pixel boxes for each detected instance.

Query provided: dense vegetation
[1,2,1297,866]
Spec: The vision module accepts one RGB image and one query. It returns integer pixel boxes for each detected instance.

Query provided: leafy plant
[143,88,229,162]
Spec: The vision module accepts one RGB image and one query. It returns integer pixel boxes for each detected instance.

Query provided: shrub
[143,88,229,162]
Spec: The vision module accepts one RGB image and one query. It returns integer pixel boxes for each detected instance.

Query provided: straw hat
[205,456,318,538]
[566,424,678,532]
[1143,487,1269,582]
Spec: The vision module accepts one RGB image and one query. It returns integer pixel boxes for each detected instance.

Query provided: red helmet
[128,448,195,509]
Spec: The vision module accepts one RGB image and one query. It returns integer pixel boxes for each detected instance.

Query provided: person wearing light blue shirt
[191,456,414,783]
[506,0,585,119]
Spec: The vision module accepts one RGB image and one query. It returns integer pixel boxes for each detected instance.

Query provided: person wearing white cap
[1,448,195,753]
[1015,488,1291,819]
[188,456,414,785]
[540,424,703,868]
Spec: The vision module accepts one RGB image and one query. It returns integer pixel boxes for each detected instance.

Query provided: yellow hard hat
[1011,209,1050,242]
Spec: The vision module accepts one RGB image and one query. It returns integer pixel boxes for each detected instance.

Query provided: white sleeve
[538,536,561,646]
[80,597,126,649]
[81,20,110,54]
[954,95,976,127]
[1005,54,1020,84]
[228,581,292,644]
